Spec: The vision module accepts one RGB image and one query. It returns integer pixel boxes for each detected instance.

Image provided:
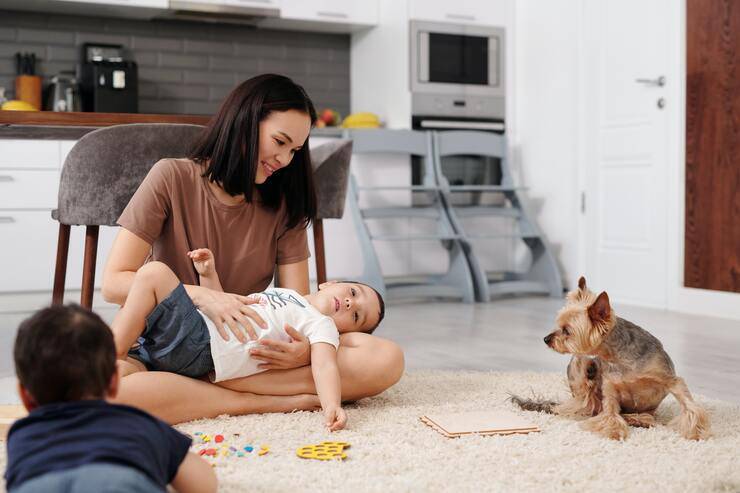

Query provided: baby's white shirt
[199,288,339,382]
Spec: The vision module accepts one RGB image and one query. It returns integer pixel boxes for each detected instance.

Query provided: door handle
[635,76,666,87]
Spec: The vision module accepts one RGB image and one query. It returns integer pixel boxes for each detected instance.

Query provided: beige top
[118,158,310,295]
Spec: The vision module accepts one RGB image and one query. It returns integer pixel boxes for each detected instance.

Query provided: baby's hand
[324,406,347,432]
[187,248,215,277]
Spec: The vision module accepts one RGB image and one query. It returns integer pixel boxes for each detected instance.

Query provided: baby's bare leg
[110,261,181,359]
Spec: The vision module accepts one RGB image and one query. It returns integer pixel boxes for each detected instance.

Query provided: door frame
[576,0,740,319]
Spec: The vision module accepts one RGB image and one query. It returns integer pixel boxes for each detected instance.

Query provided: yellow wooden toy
[296,441,350,461]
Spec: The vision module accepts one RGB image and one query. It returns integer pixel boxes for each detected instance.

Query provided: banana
[1,100,38,111]
[341,112,380,128]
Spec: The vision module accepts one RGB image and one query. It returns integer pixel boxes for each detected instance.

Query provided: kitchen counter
[0,111,212,140]
[0,111,346,139]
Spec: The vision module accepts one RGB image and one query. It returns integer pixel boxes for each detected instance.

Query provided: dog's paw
[582,413,629,440]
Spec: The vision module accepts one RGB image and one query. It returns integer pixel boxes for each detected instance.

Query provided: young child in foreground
[112,248,385,432]
[5,305,216,493]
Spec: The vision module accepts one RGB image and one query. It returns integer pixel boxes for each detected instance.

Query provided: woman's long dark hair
[190,74,318,229]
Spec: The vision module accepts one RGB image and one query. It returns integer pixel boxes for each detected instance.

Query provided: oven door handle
[418,120,505,131]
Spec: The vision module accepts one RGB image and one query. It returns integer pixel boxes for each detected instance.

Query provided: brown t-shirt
[118,158,310,295]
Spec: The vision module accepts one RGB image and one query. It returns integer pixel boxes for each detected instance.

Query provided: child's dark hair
[342,281,385,334]
[14,304,117,405]
[190,73,318,230]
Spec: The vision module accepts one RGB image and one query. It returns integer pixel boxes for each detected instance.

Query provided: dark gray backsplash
[0,9,350,116]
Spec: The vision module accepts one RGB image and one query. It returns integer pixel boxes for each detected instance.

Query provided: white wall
[512,0,582,287]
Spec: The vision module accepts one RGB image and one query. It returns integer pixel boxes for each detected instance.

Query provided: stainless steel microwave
[410,20,505,121]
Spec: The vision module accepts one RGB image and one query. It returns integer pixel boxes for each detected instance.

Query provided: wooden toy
[296,441,350,461]
[420,411,540,438]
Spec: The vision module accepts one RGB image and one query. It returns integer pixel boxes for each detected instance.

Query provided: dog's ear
[578,276,587,291]
[587,291,611,329]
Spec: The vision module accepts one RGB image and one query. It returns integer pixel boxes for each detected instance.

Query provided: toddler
[111,249,384,431]
[5,304,216,493]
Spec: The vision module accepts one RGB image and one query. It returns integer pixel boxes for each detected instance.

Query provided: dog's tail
[508,393,558,414]
[668,377,711,440]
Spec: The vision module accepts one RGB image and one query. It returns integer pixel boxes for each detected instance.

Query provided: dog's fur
[511,277,711,440]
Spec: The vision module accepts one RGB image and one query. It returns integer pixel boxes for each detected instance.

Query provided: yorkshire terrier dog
[512,277,711,441]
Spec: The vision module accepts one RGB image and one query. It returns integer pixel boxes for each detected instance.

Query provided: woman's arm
[277,259,310,294]
[101,228,152,305]
[310,342,346,431]
[104,229,263,341]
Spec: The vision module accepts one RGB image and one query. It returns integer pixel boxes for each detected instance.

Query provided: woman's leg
[113,371,321,424]
[218,333,405,401]
[110,261,180,358]
[114,333,403,424]
[117,357,147,378]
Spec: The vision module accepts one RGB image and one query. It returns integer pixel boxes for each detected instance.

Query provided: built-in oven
[409,21,506,206]
[409,20,506,126]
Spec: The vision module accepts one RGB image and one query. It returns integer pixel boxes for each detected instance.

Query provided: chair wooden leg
[313,219,327,286]
[81,225,99,309]
[52,224,71,306]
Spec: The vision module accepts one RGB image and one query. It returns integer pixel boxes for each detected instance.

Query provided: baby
[111,249,384,432]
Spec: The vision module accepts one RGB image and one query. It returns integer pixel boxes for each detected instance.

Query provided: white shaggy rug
[173,371,740,493]
[3,371,740,492]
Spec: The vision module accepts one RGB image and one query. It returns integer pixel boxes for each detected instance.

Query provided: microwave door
[428,33,489,86]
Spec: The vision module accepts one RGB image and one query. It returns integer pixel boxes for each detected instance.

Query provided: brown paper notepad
[420,411,540,438]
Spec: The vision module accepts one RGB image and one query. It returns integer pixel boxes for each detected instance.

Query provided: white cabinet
[260,0,377,32]
[0,140,61,293]
[279,0,376,26]
[58,0,168,7]
[0,140,117,293]
[168,0,279,10]
[0,211,60,292]
[408,0,509,26]
[1,0,168,19]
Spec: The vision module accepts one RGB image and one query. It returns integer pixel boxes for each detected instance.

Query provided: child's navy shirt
[4,400,191,491]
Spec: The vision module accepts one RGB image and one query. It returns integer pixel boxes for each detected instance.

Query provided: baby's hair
[14,304,116,405]
[337,281,385,334]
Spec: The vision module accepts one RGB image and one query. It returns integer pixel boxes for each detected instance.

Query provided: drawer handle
[317,11,349,19]
[0,216,16,224]
[446,13,476,21]
[0,175,14,182]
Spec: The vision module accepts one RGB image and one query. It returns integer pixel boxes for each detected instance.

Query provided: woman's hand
[250,324,311,370]
[186,285,266,343]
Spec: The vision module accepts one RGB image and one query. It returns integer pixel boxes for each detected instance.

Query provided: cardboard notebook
[420,411,540,438]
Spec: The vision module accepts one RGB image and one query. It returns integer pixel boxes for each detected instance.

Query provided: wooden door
[685,0,740,293]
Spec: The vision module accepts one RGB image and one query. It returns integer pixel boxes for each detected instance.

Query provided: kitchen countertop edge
[0,111,346,139]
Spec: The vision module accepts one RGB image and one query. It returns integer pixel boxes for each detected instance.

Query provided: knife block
[15,75,42,110]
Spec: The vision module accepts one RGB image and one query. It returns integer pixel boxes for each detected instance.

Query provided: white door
[582,0,670,308]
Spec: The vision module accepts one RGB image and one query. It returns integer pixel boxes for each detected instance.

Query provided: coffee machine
[78,43,138,113]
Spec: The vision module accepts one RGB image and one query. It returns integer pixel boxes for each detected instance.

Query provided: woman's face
[255,109,312,184]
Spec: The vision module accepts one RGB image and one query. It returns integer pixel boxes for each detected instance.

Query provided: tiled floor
[1,292,739,404]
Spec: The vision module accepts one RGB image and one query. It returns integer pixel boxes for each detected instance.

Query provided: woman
[102,74,404,424]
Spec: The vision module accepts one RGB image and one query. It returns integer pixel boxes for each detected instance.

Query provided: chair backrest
[433,130,512,186]
[345,128,429,156]
[311,139,353,220]
[56,123,205,226]
[344,129,437,188]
